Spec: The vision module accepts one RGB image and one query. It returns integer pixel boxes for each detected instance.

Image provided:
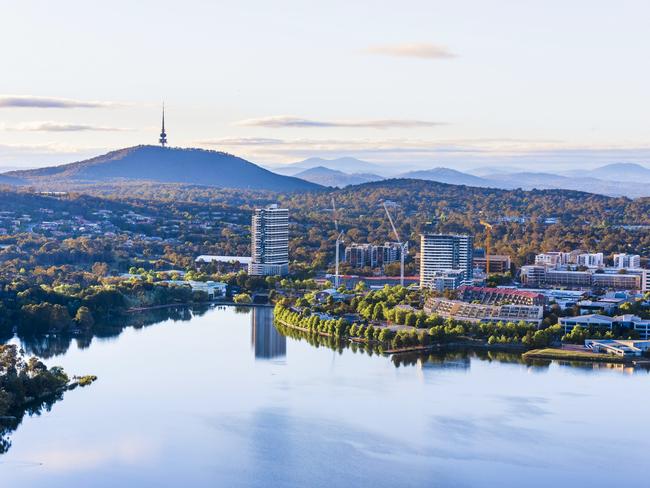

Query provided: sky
[1,0,649,172]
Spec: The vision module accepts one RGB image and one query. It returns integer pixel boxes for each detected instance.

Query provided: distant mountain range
[405,166,650,198]
[273,157,387,177]
[293,166,383,188]
[562,162,650,182]
[4,145,321,192]
[478,171,650,198]
[3,147,649,198]
[285,160,650,197]
[397,168,487,187]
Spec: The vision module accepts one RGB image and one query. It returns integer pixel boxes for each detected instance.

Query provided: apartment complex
[343,242,403,268]
[249,204,289,276]
[520,265,647,291]
[424,296,544,326]
[420,233,473,290]
[523,249,649,292]
[535,251,604,268]
[613,253,641,269]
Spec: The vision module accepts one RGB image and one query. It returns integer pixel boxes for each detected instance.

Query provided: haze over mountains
[279,156,650,197]
[563,162,650,182]
[292,166,383,187]
[272,157,386,178]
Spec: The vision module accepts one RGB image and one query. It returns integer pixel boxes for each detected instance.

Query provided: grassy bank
[522,348,627,363]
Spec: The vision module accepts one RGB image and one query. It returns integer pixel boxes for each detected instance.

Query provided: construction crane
[331,197,345,288]
[480,220,493,277]
[383,201,406,286]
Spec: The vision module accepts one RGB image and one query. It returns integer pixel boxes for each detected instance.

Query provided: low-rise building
[559,314,615,333]
[314,289,351,303]
[577,298,625,315]
[592,272,641,290]
[422,269,466,291]
[545,269,592,288]
[585,339,650,357]
[560,314,650,339]
[473,254,511,273]
[516,288,587,309]
[424,297,544,326]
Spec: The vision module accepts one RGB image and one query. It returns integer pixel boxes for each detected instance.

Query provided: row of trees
[274,302,562,350]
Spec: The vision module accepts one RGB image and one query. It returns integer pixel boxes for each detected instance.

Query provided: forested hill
[0,177,648,270]
[5,145,322,192]
[0,174,24,186]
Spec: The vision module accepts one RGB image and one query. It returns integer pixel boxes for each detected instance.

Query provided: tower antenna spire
[159,102,167,147]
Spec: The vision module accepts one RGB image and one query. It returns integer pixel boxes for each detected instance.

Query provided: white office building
[535,252,570,267]
[576,252,604,268]
[420,233,473,290]
[249,204,289,276]
[613,253,641,269]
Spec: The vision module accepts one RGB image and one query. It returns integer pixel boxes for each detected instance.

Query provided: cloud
[365,43,457,59]
[0,142,108,167]
[235,116,443,129]
[4,121,129,132]
[0,95,119,109]
[200,137,286,146]
[31,435,159,472]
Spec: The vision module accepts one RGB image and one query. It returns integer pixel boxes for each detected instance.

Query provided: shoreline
[276,318,529,356]
[276,317,649,367]
[522,348,634,364]
[126,300,274,313]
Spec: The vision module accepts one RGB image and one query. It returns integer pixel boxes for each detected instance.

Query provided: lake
[1,305,648,487]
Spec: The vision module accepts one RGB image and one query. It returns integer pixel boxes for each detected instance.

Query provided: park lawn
[522,348,626,363]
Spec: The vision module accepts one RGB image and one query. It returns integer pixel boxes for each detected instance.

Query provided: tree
[563,325,588,344]
[354,281,367,293]
[74,306,95,330]
[91,262,109,277]
[18,303,72,334]
[405,312,417,327]
[371,303,385,321]
[378,328,393,342]
[233,293,252,304]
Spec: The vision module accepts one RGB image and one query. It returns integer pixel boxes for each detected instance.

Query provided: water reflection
[15,305,212,359]
[3,306,650,487]
[0,392,65,455]
[251,307,286,360]
[417,352,470,371]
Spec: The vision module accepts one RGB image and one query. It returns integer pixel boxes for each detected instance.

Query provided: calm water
[1,305,649,487]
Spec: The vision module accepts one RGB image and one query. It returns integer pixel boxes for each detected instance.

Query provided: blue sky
[1,0,649,171]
